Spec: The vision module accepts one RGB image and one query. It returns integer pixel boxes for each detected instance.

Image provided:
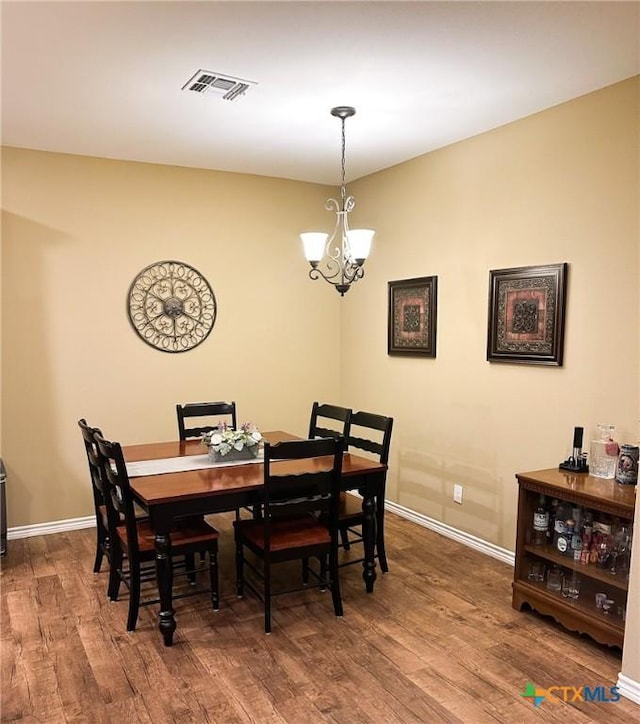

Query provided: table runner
[126,452,264,478]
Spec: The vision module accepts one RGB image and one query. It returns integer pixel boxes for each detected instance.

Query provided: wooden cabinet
[512,468,636,648]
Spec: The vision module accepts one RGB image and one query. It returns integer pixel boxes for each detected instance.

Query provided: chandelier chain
[340,117,347,207]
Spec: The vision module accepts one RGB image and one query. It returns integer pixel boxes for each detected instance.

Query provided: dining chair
[308,401,352,440]
[233,436,345,634]
[78,418,111,573]
[176,401,237,440]
[337,410,394,573]
[93,431,220,632]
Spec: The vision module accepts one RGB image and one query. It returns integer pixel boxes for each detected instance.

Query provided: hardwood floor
[2,512,638,723]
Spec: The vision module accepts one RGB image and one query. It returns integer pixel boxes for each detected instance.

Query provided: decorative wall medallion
[127,260,216,353]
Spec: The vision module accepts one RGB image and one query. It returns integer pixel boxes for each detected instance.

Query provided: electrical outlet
[453,483,463,505]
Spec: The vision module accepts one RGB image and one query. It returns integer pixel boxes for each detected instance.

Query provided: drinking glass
[562,573,580,600]
[527,561,545,582]
[546,566,562,592]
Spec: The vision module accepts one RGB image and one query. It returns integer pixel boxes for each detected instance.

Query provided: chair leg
[108,545,123,601]
[126,562,141,632]
[264,562,271,634]
[185,553,197,585]
[235,538,244,598]
[377,533,389,573]
[329,548,343,618]
[209,547,219,611]
[302,558,309,585]
[319,555,328,591]
[376,496,389,573]
[339,526,351,551]
[94,527,107,573]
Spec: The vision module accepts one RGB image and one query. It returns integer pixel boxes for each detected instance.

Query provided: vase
[208,446,260,463]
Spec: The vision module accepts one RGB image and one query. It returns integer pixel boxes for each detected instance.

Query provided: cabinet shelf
[522,543,629,591]
[513,468,635,650]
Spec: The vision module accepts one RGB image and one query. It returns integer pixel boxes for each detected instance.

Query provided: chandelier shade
[300,106,374,296]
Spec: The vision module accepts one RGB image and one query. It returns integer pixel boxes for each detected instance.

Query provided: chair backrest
[78,418,106,510]
[347,411,394,465]
[262,437,344,550]
[93,431,140,558]
[176,401,237,440]
[308,402,352,441]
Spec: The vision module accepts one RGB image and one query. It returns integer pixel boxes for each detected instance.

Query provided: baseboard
[7,515,95,540]
[384,499,515,566]
[617,672,640,705]
[9,501,516,567]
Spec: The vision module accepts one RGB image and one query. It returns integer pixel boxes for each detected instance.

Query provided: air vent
[182,70,256,101]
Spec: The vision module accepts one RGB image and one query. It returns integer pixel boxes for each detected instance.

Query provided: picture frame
[388,276,437,357]
[487,263,568,366]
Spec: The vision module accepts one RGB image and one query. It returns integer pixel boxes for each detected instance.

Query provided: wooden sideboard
[512,468,636,648]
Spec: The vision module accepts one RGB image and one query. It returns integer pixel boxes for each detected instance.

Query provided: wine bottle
[533,494,548,545]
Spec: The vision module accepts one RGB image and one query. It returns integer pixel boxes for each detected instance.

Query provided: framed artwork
[487,263,568,366]
[388,276,437,357]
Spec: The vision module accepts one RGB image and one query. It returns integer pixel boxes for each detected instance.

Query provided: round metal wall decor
[127,260,216,353]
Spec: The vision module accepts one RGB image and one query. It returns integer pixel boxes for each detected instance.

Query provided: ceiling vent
[182,70,256,101]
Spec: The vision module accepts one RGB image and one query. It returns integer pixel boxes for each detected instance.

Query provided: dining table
[123,430,387,646]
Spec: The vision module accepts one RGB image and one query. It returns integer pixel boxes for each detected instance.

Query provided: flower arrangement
[202,422,262,459]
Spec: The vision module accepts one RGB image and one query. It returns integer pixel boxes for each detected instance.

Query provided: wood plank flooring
[2,512,638,723]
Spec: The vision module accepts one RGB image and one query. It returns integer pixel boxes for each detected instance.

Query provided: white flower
[203,422,262,457]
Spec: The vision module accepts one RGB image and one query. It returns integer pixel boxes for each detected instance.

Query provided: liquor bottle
[533,494,549,545]
[553,502,570,549]
[547,498,559,543]
[557,519,574,557]
[580,524,592,564]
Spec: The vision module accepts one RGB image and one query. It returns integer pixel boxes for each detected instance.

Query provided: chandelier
[300,106,374,296]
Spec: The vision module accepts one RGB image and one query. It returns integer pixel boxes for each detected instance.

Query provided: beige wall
[1,150,339,526]
[343,76,639,685]
[344,77,639,548]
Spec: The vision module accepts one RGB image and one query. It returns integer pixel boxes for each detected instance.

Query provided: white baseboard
[384,499,515,566]
[7,515,95,540]
[617,672,640,705]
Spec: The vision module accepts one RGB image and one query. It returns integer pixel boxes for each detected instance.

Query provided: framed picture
[487,263,568,366]
[388,276,437,357]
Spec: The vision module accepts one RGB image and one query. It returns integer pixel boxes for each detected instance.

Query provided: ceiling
[2,1,639,185]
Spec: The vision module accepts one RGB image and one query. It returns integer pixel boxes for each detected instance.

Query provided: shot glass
[602,598,615,615]
[595,592,607,609]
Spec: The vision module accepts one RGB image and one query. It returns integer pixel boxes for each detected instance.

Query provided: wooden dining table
[123,430,387,646]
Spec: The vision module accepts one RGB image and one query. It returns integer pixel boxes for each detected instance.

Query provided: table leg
[155,532,175,646]
[362,490,377,593]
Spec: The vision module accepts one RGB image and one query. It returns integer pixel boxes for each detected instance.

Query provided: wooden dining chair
[337,411,394,573]
[78,418,111,573]
[308,401,352,440]
[233,436,345,634]
[93,431,220,632]
[176,401,237,440]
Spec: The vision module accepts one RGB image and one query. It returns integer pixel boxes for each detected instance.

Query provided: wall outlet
[453,483,463,505]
